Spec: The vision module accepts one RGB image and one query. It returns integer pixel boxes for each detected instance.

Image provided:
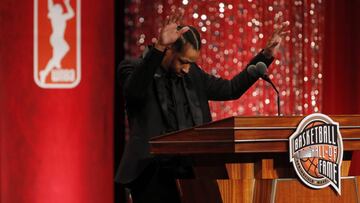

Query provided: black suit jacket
[115,46,274,184]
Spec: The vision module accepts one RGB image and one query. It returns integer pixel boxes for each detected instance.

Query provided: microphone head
[246,64,258,78]
[255,62,268,76]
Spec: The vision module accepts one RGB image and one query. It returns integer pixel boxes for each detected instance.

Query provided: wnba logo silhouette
[289,113,343,194]
[34,0,81,88]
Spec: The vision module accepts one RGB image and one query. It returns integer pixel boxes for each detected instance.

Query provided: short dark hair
[172,25,201,52]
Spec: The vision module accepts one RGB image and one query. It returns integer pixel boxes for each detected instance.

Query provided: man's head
[162,26,201,77]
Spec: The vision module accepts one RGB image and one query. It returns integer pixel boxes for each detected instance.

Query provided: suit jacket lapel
[153,68,171,126]
[182,75,203,126]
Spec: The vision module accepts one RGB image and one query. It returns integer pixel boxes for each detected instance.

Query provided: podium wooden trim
[150,115,360,203]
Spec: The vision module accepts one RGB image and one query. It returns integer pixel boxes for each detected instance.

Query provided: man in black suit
[115,8,289,203]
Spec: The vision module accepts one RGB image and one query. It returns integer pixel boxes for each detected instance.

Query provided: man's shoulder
[190,63,202,73]
[119,57,142,67]
[189,63,208,77]
[117,57,144,73]
[118,46,158,69]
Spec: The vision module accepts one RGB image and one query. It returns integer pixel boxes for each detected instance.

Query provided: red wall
[0,0,114,202]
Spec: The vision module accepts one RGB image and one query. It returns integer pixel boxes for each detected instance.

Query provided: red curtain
[0,1,114,202]
[323,0,360,175]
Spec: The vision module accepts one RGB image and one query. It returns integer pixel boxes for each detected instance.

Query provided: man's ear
[166,47,177,57]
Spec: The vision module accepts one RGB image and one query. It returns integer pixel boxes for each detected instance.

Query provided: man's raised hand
[155,8,189,51]
[263,21,290,57]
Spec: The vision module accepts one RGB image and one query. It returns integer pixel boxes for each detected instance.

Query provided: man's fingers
[174,12,181,24]
[164,15,170,26]
[278,21,290,33]
[169,9,176,23]
[166,7,185,25]
[169,15,174,23]
[279,30,291,37]
[175,8,185,24]
[272,21,290,37]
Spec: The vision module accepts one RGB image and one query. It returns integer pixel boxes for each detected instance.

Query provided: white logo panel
[34,0,81,88]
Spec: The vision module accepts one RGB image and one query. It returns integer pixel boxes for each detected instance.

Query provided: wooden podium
[150,115,360,203]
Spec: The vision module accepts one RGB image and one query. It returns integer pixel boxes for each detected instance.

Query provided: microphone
[247,62,281,116]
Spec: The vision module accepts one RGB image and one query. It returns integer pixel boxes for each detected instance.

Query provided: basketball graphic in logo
[289,113,343,194]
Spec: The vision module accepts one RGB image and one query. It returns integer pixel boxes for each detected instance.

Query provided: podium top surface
[150,115,360,154]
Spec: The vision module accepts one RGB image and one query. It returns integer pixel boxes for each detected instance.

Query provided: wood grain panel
[273,178,359,203]
[217,179,255,203]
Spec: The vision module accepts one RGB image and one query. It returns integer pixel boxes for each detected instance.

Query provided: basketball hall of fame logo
[34,0,81,88]
[289,113,343,194]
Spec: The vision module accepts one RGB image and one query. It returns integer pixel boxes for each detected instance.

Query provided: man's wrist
[154,42,167,52]
[262,48,273,59]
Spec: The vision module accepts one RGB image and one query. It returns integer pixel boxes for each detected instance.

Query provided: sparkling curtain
[123,0,324,119]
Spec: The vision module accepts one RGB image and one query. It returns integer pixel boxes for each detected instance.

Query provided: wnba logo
[34,0,81,88]
[289,113,343,194]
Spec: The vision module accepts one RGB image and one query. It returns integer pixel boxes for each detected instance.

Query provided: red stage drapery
[322,0,360,175]
[0,1,114,202]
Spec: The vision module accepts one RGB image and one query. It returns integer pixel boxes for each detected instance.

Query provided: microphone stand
[263,76,281,116]
[252,62,281,116]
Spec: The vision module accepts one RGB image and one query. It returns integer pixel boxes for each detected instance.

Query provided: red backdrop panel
[322,0,360,175]
[0,1,114,202]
